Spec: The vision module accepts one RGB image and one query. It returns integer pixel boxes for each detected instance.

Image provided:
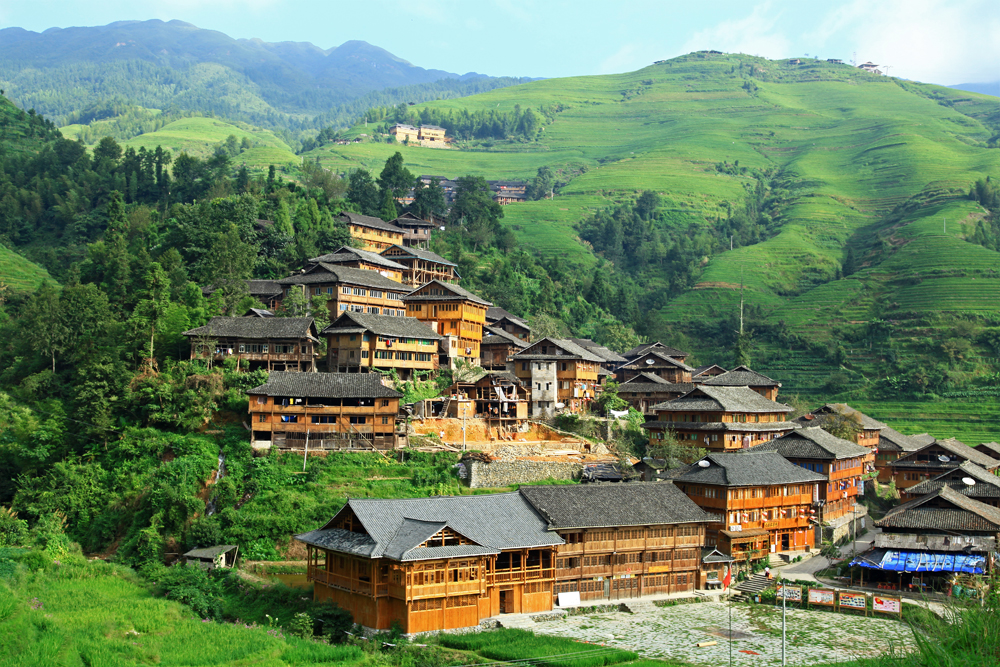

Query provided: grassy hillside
[0,245,54,295]
[310,53,1000,441]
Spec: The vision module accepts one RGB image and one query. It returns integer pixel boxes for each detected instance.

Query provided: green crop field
[0,244,54,294]
[120,117,299,166]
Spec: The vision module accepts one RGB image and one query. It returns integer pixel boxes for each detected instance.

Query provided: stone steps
[623,600,659,614]
[735,574,773,594]
[495,614,537,629]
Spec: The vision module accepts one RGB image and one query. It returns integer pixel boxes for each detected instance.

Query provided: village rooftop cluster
[186,209,1000,634]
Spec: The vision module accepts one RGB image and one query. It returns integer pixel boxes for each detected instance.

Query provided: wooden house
[673,451,826,559]
[183,317,319,372]
[418,125,446,143]
[622,342,689,364]
[519,484,718,599]
[849,486,1000,590]
[305,246,406,283]
[762,427,871,542]
[485,307,531,342]
[480,326,529,370]
[616,373,693,415]
[403,280,491,368]
[617,350,694,384]
[202,279,283,310]
[248,372,403,451]
[338,212,405,251]
[691,365,727,381]
[390,213,436,249]
[448,370,529,432]
[296,493,563,632]
[511,338,603,418]
[278,264,409,318]
[381,245,459,286]
[641,386,798,453]
[700,365,781,400]
[901,461,1000,508]
[569,338,627,376]
[183,545,238,571]
[888,438,1000,490]
[874,426,926,483]
[322,312,442,379]
[974,441,1000,460]
[390,124,420,143]
[795,404,885,457]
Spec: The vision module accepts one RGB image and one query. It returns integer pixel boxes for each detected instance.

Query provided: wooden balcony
[409,579,484,600]
[489,567,553,584]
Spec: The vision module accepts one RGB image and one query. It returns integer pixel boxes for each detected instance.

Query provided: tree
[346,169,380,216]
[23,281,67,373]
[449,176,503,228]
[202,224,254,315]
[103,191,131,311]
[93,136,123,165]
[280,286,309,317]
[130,262,172,367]
[526,166,554,200]
[635,190,661,219]
[647,428,707,468]
[379,187,398,222]
[818,408,862,442]
[377,152,415,202]
[594,381,627,414]
[409,179,446,219]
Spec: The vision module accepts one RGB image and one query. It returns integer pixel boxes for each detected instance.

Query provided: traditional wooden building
[622,342,689,364]
[511,338,603,418]
[296,493,563,632]
[248,372,403,451]
[485,307,531,342]
[322,312,442,379]
[403,280,491,368]
[183,317,319,372]
[480,326,529,370]
[888,438,1000,490]
[306,246,406,283]
[570,338,627,376]
[616,373,693,415]
[448,370,529,433]
[762,427,871,542]
[700,366,781,400]
[391,213,436,249]
[381,245,459,286]
[691,365,727,381]
[278,264,409,318]
[338,212,405,251]
[519,484,718,600]
[901,461,1000,508]
[617,350,695,384]
[850,486,1000,590]
[795,404,885,455]
[673,451,826,559]
[874,426,926,483]
[974,441,1000,460]
[641,386,798,453]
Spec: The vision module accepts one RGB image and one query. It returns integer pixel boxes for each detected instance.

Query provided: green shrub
[150,564,225,620]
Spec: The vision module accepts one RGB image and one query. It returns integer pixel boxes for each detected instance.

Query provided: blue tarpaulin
[851,549,986,574]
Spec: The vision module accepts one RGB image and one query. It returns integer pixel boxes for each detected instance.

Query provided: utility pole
[739,268,745,336]
[781,577,787,666]
[303,429,310,472]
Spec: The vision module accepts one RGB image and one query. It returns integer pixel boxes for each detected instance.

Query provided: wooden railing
[489,567,553,584]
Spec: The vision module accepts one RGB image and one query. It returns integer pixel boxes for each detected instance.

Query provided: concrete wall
[466,459,582,489]
[821,506,870,543]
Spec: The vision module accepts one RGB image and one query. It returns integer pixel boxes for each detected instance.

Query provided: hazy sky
[2,0,998,85]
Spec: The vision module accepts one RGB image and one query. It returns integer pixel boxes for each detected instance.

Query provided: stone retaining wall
[466,459,582,488]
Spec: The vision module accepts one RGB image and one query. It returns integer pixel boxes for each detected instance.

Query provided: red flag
[723,566,731,589]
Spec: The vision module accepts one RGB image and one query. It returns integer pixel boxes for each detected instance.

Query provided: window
[382,416,390,424]
[381,400,390,407]
[350,416,367,424]
[256,396,267,405]
[326,287,333,295]
[342,286,351,294]
[361,351,369,358]
[258,414,266,422]
[313,288,321,295]
[367,307,380,314]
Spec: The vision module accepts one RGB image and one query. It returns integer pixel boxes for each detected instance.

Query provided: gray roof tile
[673,451,827,487]
[703,365,780,388]
[875,485,1000,532]
[339,211,405,234]
[905,461,1000,499]
[623,342,687,359]
[403,279,492,306]
[382,245,457,267]
[247,371,402,399]
[183,317,317,340]
[878,426,926,453]
[513,337,606,363]
[308,246,407,270]
[519,483,716,529]
[623,350,695,372]
[322,312,442,340]
[797,404,886,431]
[278,264,409,291]
[651,386,792,414]
[761,426,870,460]
[893,438,1000,470]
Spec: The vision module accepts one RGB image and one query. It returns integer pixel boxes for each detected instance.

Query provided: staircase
[623,600,659,614]
[732,574,773,602]
[437,396,452,418]
[495,614,538,629]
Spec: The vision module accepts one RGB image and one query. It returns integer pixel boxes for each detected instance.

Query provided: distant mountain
[950,81,1000,98]
[0,20,528,130]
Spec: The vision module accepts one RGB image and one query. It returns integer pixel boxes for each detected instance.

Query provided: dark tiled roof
[392,213,435,228]
[622,372,670,386]
[519,483,716,529]
[482,326,529,348]
[878,426,926,453]
[308,246,407,270]
[461,369,522,386]
[623,342,687,359]
[339,211,405,234]
[875,486,1000,533]
[640,421,799,433]
[322,312,442,340]
[894,438,1000,470]
[402,279,492,306]
[702,547,736,563]
[569,339,627,363]
[245,308,274,318]
[672,451,827,487]
[248,371,402,399]
[513,337,606,363]
[762,427,870,461]
[692,364,727,377]
[976,442,1000,458]
[912,433,936,446]
[296,492,561,562]
[485,306,525,323]
[651,386,793,414]
[278,263,408,291]
[799,404,886,431]
[382,245,457,267]
[703,365,780,388]
[183,317,317,340]
[905,461,1000,499]
[624,350,695,372]
[202,279,283,298]
[618,382,689,395]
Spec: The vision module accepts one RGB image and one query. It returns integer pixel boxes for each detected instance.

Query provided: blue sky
[2,0,999,85]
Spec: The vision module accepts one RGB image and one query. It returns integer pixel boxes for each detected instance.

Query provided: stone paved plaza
[528,602,917,666]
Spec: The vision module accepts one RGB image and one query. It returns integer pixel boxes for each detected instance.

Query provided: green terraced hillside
[0,244,55,294]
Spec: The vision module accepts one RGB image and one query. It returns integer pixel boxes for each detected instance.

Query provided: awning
[850,548,988,574]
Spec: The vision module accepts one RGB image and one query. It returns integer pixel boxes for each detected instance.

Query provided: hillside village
[190,207,1000,634]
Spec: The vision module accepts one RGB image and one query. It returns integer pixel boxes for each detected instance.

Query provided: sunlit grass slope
[0,244,55,294]
[119,117,300,167]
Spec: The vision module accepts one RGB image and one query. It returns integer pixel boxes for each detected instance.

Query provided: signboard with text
[808,588,836,606]
[838,592,867,610]
[873,595,902,616]
[776,585,802,602]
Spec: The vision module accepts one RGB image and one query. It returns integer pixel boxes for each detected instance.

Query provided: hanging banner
[808,588,835,606]
[838,592,867,610]
[873,595,902,616]
[776,584,802,602]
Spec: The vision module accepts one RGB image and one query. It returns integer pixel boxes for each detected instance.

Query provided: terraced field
[0,244,55,294]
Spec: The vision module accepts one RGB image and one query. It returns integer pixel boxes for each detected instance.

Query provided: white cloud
[679,1,792,59]
[598,43,643,75]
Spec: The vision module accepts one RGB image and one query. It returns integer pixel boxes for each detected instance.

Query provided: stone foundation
[466,459,582,489]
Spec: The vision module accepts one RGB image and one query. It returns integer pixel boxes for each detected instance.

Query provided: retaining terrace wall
[466,460,582,489]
